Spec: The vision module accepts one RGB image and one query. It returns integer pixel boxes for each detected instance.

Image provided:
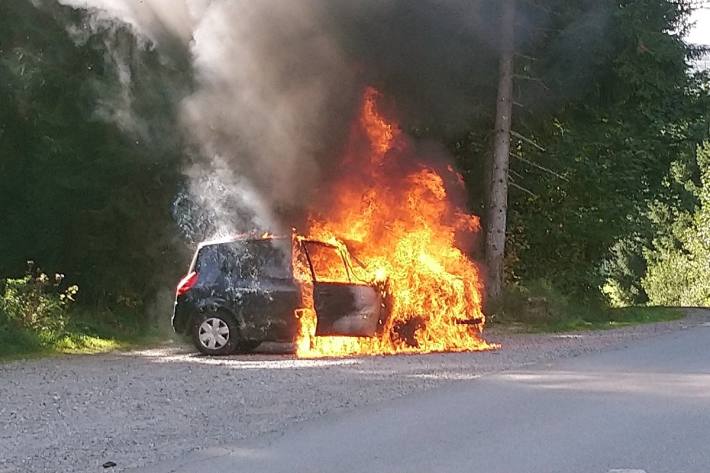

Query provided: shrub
[643,238,710,306]
[643,143,710,307]
[491,279,580,324]
[0,262,78,336]
[600,237,649,307]
[0,263,160,358]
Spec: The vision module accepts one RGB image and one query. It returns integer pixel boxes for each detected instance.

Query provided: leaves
[643,142,710,306]
[0,0,707,310]
[0,0,188,307]
[497,0,708,297]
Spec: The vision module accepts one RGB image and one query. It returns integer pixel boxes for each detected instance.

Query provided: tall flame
[296,87,494,357]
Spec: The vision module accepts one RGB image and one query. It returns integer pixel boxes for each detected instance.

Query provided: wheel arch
[192,298,246,333]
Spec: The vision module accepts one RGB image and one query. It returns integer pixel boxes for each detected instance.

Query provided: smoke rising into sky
[48,0,620,241]
[56,0,367,239]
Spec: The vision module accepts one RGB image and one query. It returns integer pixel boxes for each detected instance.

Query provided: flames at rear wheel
[295,87,496,357]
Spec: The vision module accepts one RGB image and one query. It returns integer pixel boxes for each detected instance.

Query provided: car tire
[192,311,239,356]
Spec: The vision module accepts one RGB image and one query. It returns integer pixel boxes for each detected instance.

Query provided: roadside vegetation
[490,280,683,333]
[0,0,708,358]
[0,265,161,359]
[641,144,710,307]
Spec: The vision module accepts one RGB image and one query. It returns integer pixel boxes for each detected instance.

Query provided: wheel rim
[198,317,230,350]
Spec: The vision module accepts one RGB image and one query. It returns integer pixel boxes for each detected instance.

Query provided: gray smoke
[54,0,362,240]
[48,0,613,241]
[178,0,359,235]
[54,0,205,44]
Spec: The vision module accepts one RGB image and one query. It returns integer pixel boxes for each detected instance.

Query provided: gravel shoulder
[1,309,708,473]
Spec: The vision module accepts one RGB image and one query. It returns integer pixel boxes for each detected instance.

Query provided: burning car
[173,87,493,358]
[172,233,390,355]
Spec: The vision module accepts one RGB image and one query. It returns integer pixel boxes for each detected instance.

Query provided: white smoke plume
[54,0,358,239]
[56,0,206,44]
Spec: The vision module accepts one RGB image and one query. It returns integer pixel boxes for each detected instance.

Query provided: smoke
[55,0,205,44]
[53,0,364,240]
[47,0,613,242]
[178,0,360,237]
[173,156,280,243]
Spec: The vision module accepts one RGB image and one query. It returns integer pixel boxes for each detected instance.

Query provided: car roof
[197,235,289,249]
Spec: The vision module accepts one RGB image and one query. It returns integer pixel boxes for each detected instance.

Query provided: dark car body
[172,235,388,353]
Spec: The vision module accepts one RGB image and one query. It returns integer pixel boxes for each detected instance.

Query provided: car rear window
[195,239,292,282]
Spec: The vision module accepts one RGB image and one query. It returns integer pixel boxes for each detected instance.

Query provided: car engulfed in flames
[174,86,496,357]
[172,233,396,355]
[297,87,493,357]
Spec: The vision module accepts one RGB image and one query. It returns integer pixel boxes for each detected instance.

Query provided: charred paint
[173,234,386,345]
[313,283,381,337]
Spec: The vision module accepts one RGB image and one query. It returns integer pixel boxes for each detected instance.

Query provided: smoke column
[48,0,611,241]
[53,0,357,239]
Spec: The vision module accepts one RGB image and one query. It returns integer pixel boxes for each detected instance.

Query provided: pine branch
[511,130,546,151]
[509,168,526,181]
[509,180,538,198]
[511,152,569,181]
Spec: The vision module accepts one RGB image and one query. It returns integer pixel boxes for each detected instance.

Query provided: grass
[489,280,686,334]
[0,309,167,361]
[493,306,684,333]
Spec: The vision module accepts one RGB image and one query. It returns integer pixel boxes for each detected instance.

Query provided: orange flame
[296,87,495,357]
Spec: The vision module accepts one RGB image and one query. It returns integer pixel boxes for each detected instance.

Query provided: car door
[302,241,381,337]
[222,239,301,341]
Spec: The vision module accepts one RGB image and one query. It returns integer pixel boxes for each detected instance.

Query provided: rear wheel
[192,312,239,355]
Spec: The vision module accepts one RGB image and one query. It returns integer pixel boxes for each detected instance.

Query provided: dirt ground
[1,309,707,473]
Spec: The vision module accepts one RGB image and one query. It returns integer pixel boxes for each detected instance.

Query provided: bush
[643,240,710,306]
[643,143,710,307]
[0,262,78,355]
[490,279,650,332]
[600,237,649,307]
[0,262,166,358]
[491,279,584,325]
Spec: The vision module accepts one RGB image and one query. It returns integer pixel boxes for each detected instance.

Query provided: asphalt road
[141,320,710,473]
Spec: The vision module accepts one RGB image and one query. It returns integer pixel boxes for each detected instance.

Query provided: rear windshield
[193,239,292,281]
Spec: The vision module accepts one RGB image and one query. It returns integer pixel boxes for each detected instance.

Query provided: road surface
[142,319,710,473]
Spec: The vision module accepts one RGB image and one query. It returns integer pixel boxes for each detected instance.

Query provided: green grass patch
[490,280,684,333]
[522,306,684,333]
[0,308,165,361]
[0,269,168,361]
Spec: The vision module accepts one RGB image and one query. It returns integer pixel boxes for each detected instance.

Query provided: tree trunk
[485,0,515,305]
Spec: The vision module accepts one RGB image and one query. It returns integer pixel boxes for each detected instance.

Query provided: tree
[643,142,710,306]
[485,0,516,303]
[0,0,190,309]
[497,0,707,298]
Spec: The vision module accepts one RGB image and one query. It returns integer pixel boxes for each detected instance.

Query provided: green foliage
[600,237,649,306]
[642,142,710,306]
[0,0,189,309]
[0,263,77,356]
[0,0,708,341]
[492,279,606,326]
[0,263,159,358]
[643,243,710,305]
[540,306,683,332]
[456,0,710,300]
[492,279,682,332]
[0,263,78,333]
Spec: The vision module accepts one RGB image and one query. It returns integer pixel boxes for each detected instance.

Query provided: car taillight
[176,271,199,296]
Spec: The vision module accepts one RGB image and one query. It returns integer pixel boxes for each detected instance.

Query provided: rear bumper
[171,298,191,335]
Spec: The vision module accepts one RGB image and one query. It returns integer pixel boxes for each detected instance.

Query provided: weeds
[0,263,160,359]
[489,279,683,332]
